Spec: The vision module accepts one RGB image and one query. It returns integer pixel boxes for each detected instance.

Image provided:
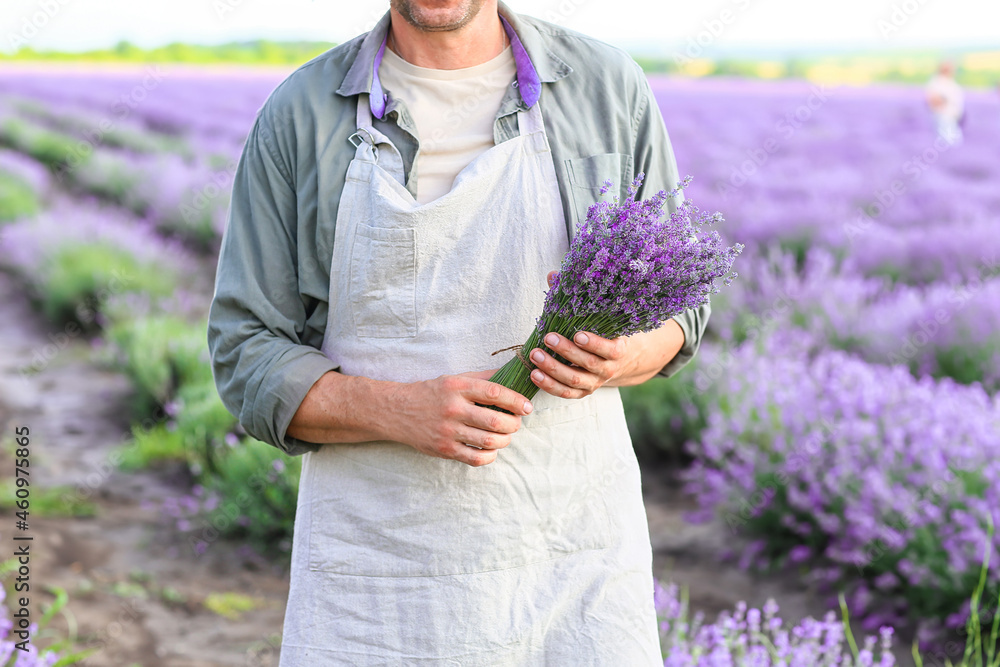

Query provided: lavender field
[0,64,998,665]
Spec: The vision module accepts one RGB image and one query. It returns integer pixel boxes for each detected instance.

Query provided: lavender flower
[654,579,896,666]
[490,175,742,400]
[0,586,69,666]
[0,149,51,196]
[542,175,742,337]
[682,334,1000,645]
[710,246,1000,390]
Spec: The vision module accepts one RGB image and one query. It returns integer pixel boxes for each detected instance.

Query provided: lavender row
[0,103,233,250]
[652,77,1000,285]
[681,331,1000,645]
[712,246,1000,391]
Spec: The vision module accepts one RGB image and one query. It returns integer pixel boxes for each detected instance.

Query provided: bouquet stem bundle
[490,313,615,401]
[489,174,742,404]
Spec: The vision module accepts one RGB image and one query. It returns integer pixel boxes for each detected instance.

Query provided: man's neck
[388,3,505,70]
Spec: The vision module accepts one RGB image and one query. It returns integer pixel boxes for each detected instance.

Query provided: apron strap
[514,100,551,155]
[352,94,406,185]
[516,99,546,137]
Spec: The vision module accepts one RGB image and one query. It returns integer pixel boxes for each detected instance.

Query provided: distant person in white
[926,61,964,146]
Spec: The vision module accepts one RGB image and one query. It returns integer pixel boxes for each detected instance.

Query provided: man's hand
[528,331,632,399]
[385,370,533,467]
[287,367,533,468]
[527,271,686,399]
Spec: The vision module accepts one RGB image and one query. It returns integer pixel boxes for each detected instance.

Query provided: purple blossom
[0,587,65,666]
[540,174,743,339]
[654,578,897,666]
[0,196,197,280]
[683,334,1000,643]
[490,175,742,401]
[0,149,51,196]
[713,246,1000,390]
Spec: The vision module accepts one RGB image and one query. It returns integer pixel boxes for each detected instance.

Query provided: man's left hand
[528,330,631,399]
[527,271,686,399]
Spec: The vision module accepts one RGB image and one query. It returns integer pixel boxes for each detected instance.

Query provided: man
[208,1,710,663]
[926,61,965,146]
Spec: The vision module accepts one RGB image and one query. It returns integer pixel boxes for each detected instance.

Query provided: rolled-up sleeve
[629,68,712,379]
[207,107,335,456]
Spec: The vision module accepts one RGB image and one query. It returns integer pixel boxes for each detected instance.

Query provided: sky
[1,0,998,56]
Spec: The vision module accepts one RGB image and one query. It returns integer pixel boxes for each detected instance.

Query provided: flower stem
[487,311,622,411]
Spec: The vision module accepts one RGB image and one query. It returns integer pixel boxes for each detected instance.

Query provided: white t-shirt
[926,75,964,120]
[378,44,517,204]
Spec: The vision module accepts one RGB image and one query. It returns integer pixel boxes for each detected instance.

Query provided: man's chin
[391,0,487,32]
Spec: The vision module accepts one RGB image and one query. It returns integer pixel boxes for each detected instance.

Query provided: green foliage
[915,517,1000,667]
[109,581,147,599]
[631,51,999,88]
[105,314,210,417]
[107,314,300,558]
[159,585,186,606]
[10,96,190,155]
[115,385,239,474]
[202,591,265,620]
[621,360,709,463]
[158,202,222,252]
[0,170,41,222]
[102,126,188,154]
[118,424,188,470]
[75,153,144,206]
[0,117,87,171]
[2,103,223,247]
[35,244,176,326]
[200,443,301,558]
[0,571,96,665]
[108,314,234,473]
[0,484,96,517]
[935,343,999,391]
[778,236,813,273]
[0,114,175,210]
[2,40,336,65]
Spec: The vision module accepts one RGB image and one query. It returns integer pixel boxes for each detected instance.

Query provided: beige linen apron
[277,94,661,665]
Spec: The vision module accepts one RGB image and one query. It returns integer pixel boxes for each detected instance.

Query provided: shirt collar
[335,2,571,120]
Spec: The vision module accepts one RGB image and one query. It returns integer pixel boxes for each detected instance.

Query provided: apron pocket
[349,224,418,338]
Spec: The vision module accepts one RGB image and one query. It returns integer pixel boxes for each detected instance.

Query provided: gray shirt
[207,3,711,456]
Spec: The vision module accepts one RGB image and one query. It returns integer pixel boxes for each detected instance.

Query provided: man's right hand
[383,370,533,467]
[287,369,532,467]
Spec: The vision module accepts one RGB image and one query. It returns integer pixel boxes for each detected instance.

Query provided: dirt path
[0,270,288,667]
[0,268,916,666]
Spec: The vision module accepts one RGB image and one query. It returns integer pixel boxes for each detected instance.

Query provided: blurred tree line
[0,39,336,65]
[3,40,998,87]
[635,50,1000,87]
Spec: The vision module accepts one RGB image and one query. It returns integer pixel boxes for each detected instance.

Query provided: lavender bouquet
[489,174,743,401]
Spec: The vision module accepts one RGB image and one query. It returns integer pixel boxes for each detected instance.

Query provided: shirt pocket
[348,223,418,338]
[565,153,634,225]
